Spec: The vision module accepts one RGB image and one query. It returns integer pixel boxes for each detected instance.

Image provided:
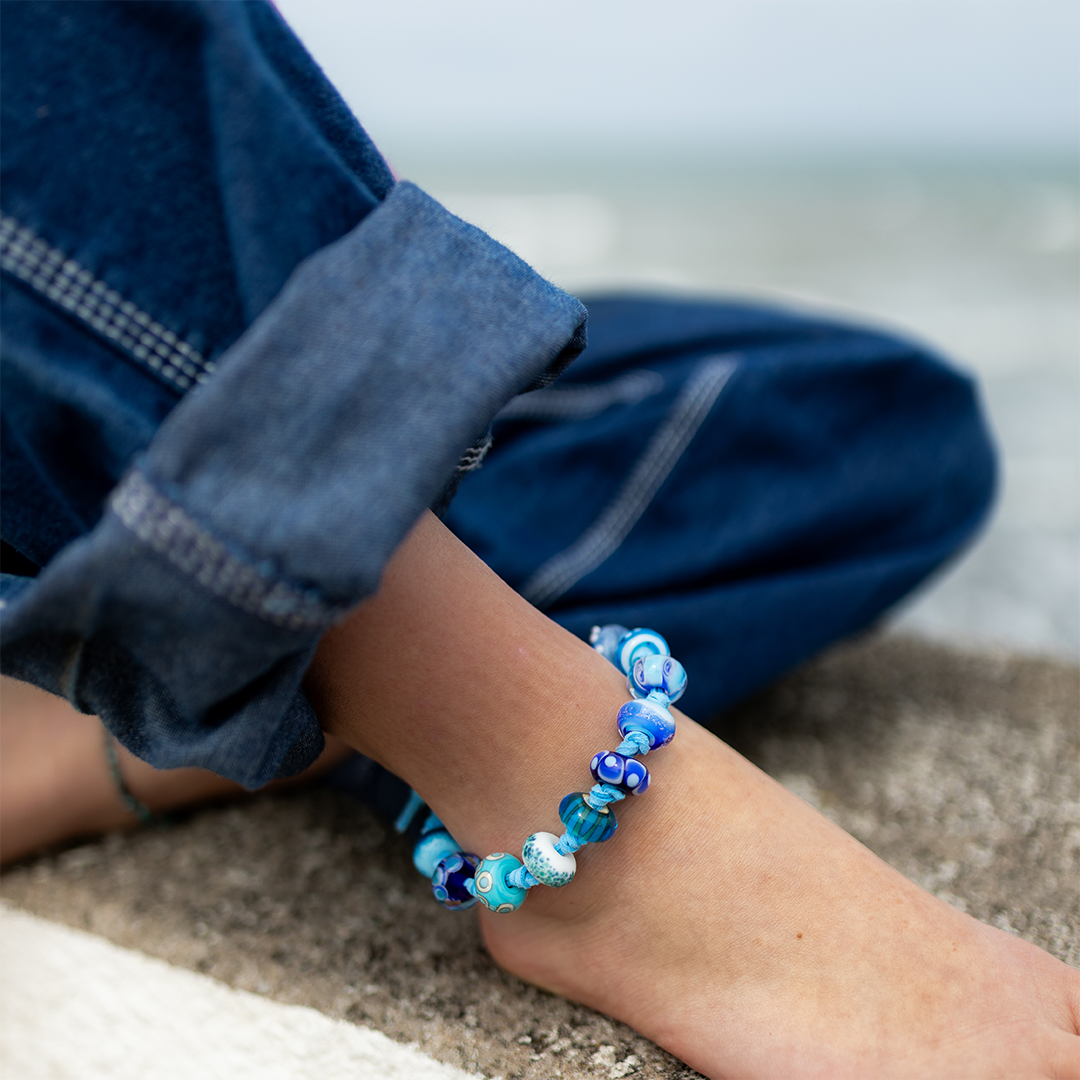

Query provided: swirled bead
[589,624,630,665]
[590,750,650,795]
[559,793,618,844]
[522,831,577,887]
[432,852,480,910]
[617,698,676,749]
[413,828,462,877]
[628,654,687,704]
[474,852,529,912]
[615,628,670,675]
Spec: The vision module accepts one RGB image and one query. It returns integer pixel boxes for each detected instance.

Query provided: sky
[275,0,1079,159]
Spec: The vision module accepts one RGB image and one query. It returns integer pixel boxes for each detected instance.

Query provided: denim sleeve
[0,2,587,786]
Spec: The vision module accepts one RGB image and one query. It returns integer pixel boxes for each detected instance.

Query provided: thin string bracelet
[102,727,171,828]
[408,625,686,913]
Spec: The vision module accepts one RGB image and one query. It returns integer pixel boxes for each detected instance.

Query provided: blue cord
[394,789,426,834]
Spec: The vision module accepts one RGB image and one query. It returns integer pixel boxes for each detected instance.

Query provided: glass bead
[432,851,480,910]
[628,654,687,704]
[521,831,577,887]
[617,698,676,750]
[589,624,630,665]
[589,750,650,795]
[413,827,462,878]
[559,792,618,844]
[615,628,670,675]
[474,852,529,912]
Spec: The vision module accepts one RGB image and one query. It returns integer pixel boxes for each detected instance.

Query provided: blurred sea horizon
[389,146,1079,661]
[276,0,1078,662]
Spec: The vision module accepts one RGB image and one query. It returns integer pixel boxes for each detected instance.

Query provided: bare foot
[477,715,1080,1079]
[0,675,352,865]
[308,511,1080,1080]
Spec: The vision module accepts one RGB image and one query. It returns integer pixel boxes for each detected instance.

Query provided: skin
[0,677,352,865]
[3,510,1078,1078]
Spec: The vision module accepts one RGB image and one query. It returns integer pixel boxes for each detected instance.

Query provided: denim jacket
[0,1,587,786]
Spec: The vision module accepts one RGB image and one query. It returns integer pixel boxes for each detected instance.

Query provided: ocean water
[399,152,1079,660]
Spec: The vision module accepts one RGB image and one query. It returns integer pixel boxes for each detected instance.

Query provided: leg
[0,675,352,865]
[446,295,996,717]
[5,509,1074,1074]
[307,511,1079,1079]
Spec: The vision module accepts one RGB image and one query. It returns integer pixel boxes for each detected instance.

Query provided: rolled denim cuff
[0,182,587,786]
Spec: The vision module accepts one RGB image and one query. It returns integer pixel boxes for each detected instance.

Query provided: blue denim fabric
[446,296,996,718]
[1,2,995,788]
[0,1,586,785]
[335,292,997,826]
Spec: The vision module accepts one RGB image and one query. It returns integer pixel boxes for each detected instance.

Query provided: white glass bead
[521,831,577,887]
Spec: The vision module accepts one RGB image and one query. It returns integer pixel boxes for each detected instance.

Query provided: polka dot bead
[616,697,676,749]
[615,628,669,675]
[413,828,461,877]
[629,654,687,704]
[432,851,480,910]
[559,792,618,844]
[590,750,650,795]
[522,831,577,887]
[474,852,529,912]
[589,624,630,665]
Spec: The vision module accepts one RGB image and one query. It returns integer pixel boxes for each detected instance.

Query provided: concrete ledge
[2,634,1077,1078]
[0,905,472,1080]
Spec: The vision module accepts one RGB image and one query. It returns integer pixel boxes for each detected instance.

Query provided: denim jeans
[1,0,586,786]
[448,294,996,717]
[1,2,995,786]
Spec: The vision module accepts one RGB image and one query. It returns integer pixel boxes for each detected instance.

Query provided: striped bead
[615,628,670,675]
[559,793,617,844]
[617,697,676,750]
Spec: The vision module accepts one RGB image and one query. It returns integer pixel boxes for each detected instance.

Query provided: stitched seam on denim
[496,369,664,422]
[520,355,736,609]
[110,472,343,632]
[0,214,216,393]
[455,432,492,474]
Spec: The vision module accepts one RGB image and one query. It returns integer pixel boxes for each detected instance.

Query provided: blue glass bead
[589,624,630,665]
[432,852,480,910]
[617,698,676,749]
[615,628,670,675]
[413,828,461,877]
[522,831,577,887]
[590,750,651,795]
[474,852,529,912]
[559,792,618,844]
[628,654,687,704]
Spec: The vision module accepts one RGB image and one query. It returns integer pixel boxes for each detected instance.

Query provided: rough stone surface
[3,634,1078,1078]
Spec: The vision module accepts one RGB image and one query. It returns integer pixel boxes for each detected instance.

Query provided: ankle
[431,654,636,864]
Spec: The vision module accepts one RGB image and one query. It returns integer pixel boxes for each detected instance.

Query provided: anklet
[103,728,170,827]
[408,626,686,913]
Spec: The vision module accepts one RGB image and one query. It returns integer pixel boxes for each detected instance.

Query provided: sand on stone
[2,634,1076,1079]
